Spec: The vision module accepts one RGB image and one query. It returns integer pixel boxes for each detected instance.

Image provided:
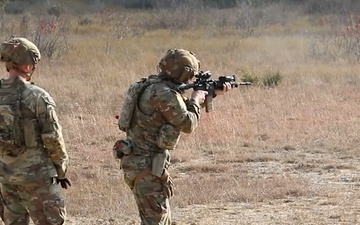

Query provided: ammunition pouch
[151,150,170,178]
[131,150,174,198]
[151,150,174,198]
[113,139,133,159]
[0,77,38,159]
[22,119,38,149]
[0,118,38,158]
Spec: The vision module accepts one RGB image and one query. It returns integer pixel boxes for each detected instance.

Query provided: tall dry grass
[1,4,360,224]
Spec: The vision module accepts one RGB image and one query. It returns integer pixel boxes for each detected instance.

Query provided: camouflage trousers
[124,172,171,225]
[0,178,66,225]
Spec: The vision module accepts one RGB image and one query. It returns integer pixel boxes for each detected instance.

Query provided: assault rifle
[177,70,252,112]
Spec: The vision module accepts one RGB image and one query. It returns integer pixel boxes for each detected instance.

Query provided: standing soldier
[114,48,232,224]
[0,37,71,225]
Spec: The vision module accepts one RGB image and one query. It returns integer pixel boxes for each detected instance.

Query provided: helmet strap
[12,65,35,81]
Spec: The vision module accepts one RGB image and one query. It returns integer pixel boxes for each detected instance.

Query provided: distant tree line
[99,0,360,11]
[3,0,360,14]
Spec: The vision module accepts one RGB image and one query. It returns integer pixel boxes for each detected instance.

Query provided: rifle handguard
[176,71,252,112]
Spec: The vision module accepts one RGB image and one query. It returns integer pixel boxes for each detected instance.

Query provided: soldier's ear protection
[178,65,194,83]
[158,48,201,83]
[178,51,200,83]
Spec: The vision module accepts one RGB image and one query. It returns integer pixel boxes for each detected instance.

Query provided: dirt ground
[65,145,360,225]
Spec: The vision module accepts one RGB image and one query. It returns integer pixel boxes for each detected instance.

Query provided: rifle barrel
[238,82,252,85]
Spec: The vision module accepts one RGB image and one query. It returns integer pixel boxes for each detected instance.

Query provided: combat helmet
[158,48,200,83]
[0,37,41,77]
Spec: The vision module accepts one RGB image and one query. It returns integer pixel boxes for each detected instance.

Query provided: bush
[309,13,360,63]
[78,17,93,26]
[32,14,71,59]
[240,68,260,84]
[262,70,283,87]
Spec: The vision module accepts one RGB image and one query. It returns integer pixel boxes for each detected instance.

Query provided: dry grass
[1,4,360,225]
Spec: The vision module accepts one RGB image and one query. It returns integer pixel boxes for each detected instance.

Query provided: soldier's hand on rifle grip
[214,82,233,96]
[190,90,208,105]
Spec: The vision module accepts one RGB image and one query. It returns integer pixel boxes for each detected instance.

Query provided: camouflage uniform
[117,49,201,225]
[0,37,69,225]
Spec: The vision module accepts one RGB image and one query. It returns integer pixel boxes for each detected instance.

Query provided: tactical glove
[56,178,72,189]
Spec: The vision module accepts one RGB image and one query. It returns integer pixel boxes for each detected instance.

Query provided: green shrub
[240,68,259,84]
[262,70,283,87]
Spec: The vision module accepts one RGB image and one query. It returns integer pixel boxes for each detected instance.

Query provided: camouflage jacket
[121,75,201,172]
[121,76,201,179]
[0,76,69,184]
